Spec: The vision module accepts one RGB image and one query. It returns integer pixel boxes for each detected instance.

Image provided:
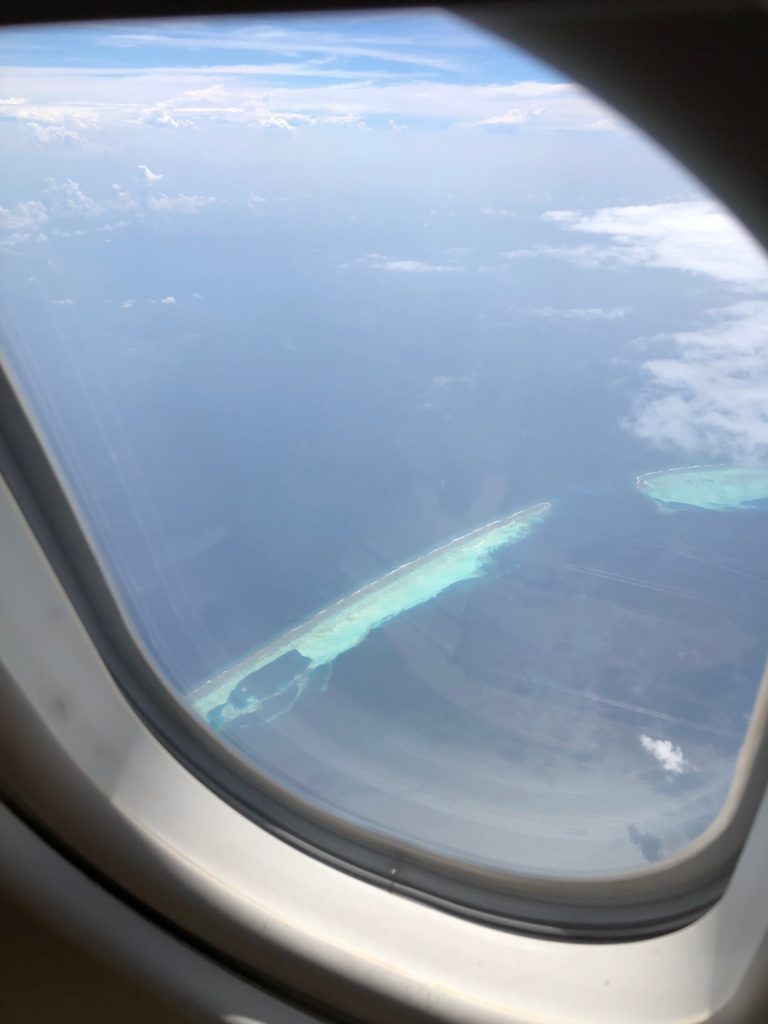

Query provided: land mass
[637,465,768,511]
[189,500,551,725]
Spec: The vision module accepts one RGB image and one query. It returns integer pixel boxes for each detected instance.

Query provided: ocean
[7,271,768,875]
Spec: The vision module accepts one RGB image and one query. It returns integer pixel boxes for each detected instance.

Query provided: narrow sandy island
[189,500,551,719]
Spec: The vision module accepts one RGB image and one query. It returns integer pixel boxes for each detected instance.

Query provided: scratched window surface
[3,11,768,876]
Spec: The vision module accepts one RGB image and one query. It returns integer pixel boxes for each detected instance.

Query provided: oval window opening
[2,8,768,889]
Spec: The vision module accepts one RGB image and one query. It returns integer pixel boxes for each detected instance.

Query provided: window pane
[2,10,768,879]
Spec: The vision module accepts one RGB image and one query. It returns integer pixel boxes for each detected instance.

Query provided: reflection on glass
[2,10,768,877]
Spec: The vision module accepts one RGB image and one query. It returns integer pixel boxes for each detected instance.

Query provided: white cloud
[181,84,229,102]
[480,206,516,218]
[541,200,768,288]
[52,297,73,306]
[139,163,162,183]
[247,193,267,210]
[583,116,621,132]
[121,299,135,309]
[501,243,618,269]
[351,254,457,273]
[148,192,215,213]
[43,177,102,218]
[527,305,630,321]
[160,295,176,304]
[0,67,615,134]
[111,189,140,212]
[0,97,25,105]
[144,106,195,129]
[51,227,88,238]
[12,102,101,129]
[468,106,542,128]
[0,174,210,250]
[630,301,768,460]
[639,735,689,775]
[0,199,48,232]
[28,121,82,144]
[105,25,461,71]
[0,231,30,249]
[192,292,203,299]
[380,259,455,273]
[528,202,768,460]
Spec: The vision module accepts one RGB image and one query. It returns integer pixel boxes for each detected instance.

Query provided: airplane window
[2,8,768,885]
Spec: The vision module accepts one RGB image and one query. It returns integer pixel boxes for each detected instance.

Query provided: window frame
[3,0,768,1018]
[4,408,768,1022]
[3,359,768,939]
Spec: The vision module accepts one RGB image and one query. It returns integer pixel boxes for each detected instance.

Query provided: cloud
[468,106,542,128]
[43,177,102,218]
[104,23,462,71]
[630,300,768,460]
[113,189,141,212]
[160,295,176,304]
[247,193,267,210]
[0,175,214,250]
[148,192,216,213]
[381,259,456,273]
[0,66,615,134]
[144,106,195,129]
[139,164,162,184]
[501,243,618,269]
[192,292,203,299]
[480,206,516,218]
[350,254,457,273]
[639,734,689,775]
[28,121,81,144]
[541,200,768,288]
[526,305,630,321]
[52,298,73,306]
[583,116,621,132]
[121,299,135,308]
[0,199,48,232]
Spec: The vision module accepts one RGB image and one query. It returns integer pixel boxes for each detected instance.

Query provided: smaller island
[637,465,768,511]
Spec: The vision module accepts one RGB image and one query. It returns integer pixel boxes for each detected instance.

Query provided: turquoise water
[294,504,550,663]
[194,501,551,722]
[195,464,768,731]
[181,463,768,872]
[637,465,768,511]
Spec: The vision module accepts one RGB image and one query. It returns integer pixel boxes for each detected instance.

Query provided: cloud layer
[631,301,768,459]
[542,201,768,287]
[528,199,768,460]
[0,173,218,251]
[502,200,768,287]
[0,19,618,142]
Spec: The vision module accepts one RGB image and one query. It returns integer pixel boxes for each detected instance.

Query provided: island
[637,465,768,511]
[189,500,552,728]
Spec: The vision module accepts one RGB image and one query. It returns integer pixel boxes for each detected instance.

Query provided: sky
[2,10,768,877]
[2,10,767,461]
